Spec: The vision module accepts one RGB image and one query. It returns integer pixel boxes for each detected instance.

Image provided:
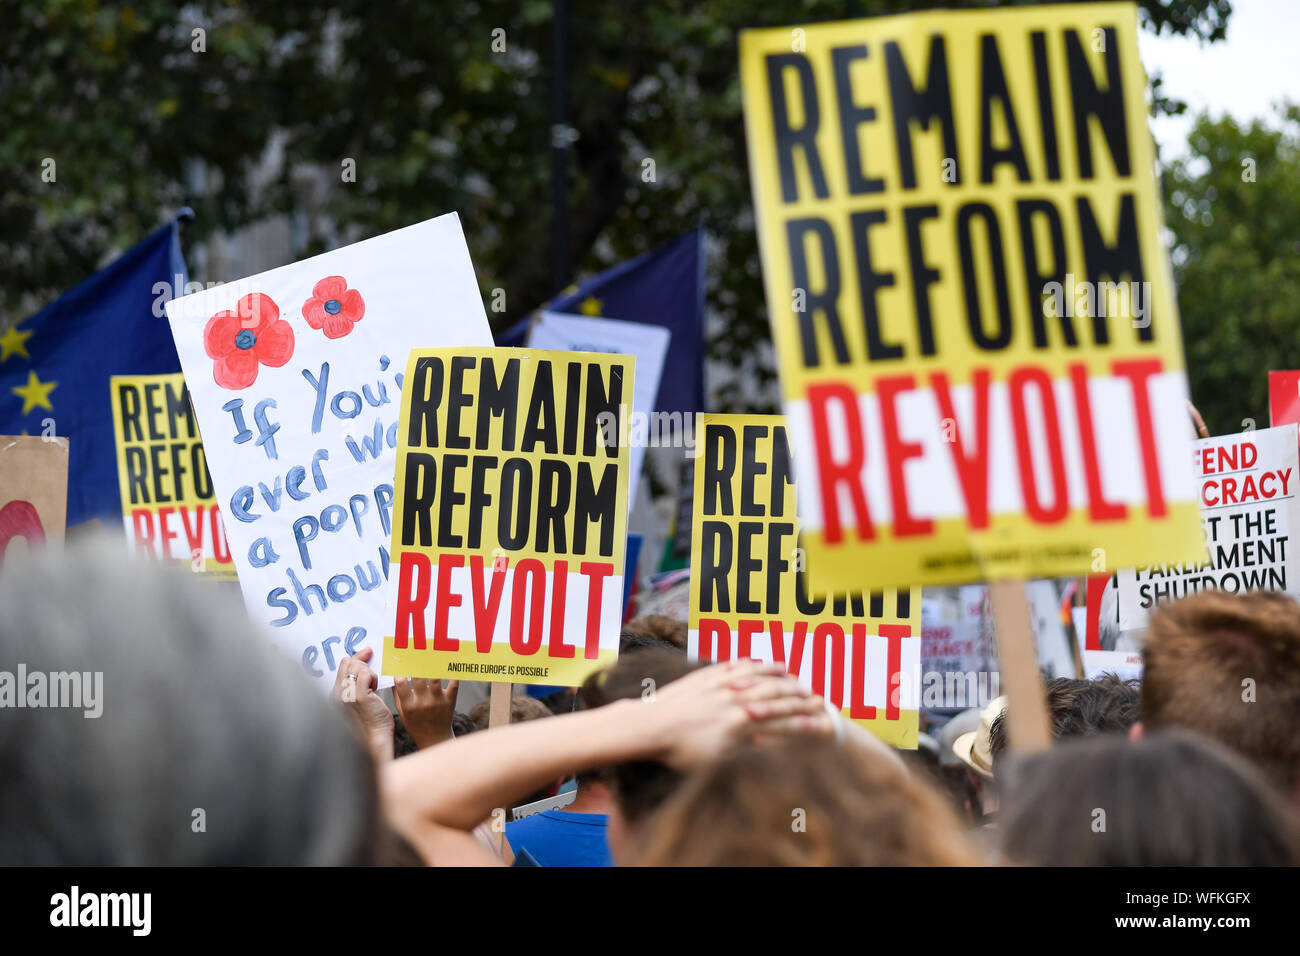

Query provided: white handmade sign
[166,214,492,690]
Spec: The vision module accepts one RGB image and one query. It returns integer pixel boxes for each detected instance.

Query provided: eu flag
[496,228,706,415]
[0,217,189,526]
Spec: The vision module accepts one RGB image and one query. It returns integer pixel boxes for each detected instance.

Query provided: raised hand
[330,646,394,763]
[393,676,460,749]
[641,659,834,771]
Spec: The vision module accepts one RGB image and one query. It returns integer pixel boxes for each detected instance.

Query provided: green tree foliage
[2,0,1232,409]
[1162,105,1300,433]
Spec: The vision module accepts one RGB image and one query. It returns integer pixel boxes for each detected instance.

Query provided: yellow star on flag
[579,296,602,317]
[0,325,34,363]
[12,369,56,415]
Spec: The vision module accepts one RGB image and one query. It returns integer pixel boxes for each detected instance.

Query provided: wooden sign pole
[988,580,1052,753]
[488,682,513,856]
[488,682,513,729]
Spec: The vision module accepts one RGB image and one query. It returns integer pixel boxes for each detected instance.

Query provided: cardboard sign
[1119,424,1300,625]
[384,348,633,686]
[739,3,1202,590]
[0,436,69,569]
[528,311,669,506]
[109,373,235,578]
[166,215,492,690]
[687,414,921,747]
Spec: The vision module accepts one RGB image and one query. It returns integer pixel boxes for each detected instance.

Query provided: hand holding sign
[330,646,393,764]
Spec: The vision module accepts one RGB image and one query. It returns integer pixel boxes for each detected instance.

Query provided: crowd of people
[3,536,1299,867]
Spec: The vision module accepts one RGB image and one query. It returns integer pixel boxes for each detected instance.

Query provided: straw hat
[952,695,1007,778]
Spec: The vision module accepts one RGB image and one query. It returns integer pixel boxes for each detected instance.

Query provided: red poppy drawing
[203,293,295,390]
[302,276,365,338]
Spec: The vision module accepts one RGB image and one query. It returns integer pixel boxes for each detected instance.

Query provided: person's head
[467,692,552,732]
[638,737,982,866]
[537,686,576,715]
[988,675,1140,774]
[952,695,1004,817]
[451,711,478,737]
[988,679,1088,766]
[392,709,478,757]
[0,538,380,864]
[619,615,688,651]
[1056,672,1139,739]
[575,647,701,862]
[618,632,681,655]
[1043,677,1092,730]
[393,713,417,758]
[1140,590,1300,800]
[998,730,1300,866]
[933,711,983,825]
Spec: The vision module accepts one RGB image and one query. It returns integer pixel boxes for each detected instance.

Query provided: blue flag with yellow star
[496,228,706,415]
[0,217,188,526]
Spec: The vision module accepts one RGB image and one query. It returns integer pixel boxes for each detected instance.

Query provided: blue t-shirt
[506,811,613,867]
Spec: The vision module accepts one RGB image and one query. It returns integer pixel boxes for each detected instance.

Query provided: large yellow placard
[688,414,922,748]
[383,348,633,685]
[110,373,235,579]
[740,3,1204,589]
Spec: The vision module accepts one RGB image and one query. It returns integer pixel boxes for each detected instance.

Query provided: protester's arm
[393,675,460,749]
[330,647,393,765]
[381,660,831,857]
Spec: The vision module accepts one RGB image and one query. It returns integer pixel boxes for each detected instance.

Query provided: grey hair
[0,535,378,864]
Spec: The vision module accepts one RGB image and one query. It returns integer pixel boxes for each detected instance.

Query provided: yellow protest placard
[109,373,236,579]
[688,414,921,748]
[740,3,1203,590]
[384,348,633,685]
